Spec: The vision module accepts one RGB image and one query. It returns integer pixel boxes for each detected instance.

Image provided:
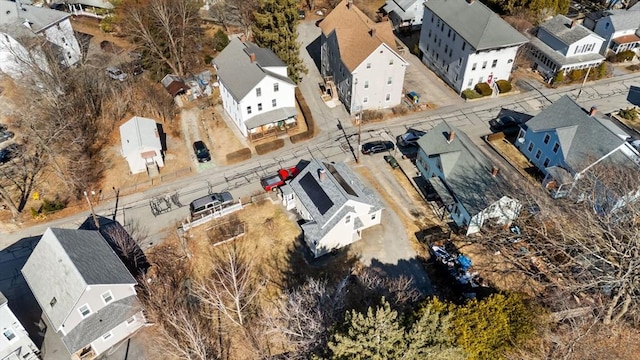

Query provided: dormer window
[79,304,92,318]
[3,329,16,341]
[101,291,114,304]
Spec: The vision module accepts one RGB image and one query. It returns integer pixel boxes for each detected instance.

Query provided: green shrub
[568,69,584,82]
[361,110,384,122]
[212,29,230,52]
[619,107,639,121]
[474,83,492,97]
[295,88,315,136]
[596,62,607,78]
[496,80,512,93]
[462,89,482,99]
[42,198,66,214]
[99,16,114,33]
[616,50,636,62]
[553,71,564,84]
[255,139,285,155]
[225,148,252,163]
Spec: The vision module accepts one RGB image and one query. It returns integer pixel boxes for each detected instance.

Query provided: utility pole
[354,77,362,164]
[576,66,592,100]
[84,191,100,229]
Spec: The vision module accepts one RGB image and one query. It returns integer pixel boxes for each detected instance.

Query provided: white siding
[0,302,39,360]
[0,32,49,79]
[41,18,82,67]
[88,310,145,356]
[62,284,136,333]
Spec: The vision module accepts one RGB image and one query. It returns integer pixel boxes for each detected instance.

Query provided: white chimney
[318,169,327,182]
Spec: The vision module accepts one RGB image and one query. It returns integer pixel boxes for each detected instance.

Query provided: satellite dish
[517,137,525,144]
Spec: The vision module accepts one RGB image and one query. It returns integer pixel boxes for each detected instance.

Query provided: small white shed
[119,116,164,175]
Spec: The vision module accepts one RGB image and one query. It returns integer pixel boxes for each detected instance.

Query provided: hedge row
[255,139,285,155]
[226,148,252,163]
[289,88,316,144]
[496,80,512,93]
[462,89,483,100]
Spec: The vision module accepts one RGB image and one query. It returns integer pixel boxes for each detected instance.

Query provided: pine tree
[252,0,307,83]
[405,298,466,360]
[328,298,406,360]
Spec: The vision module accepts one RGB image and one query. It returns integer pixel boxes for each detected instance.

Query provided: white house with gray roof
[119,116,164,175]
[286,159,384,257]
[516,95,640,199]
[416,121,521,235]
[583,4,640,55]
[213,36,297,139]
[382,0,424,31]
[528,15,605,79]
[418,0,528,94]
[0,291,40,360]
[21,228,146,360]
[0,0,81,79]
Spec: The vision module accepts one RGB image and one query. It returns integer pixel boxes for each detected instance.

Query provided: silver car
[106,67,127,81]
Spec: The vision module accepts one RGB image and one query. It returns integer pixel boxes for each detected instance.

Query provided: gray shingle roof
[213,36,295,101]
[539,15,599,46]
[21,228,136,329]
[0,0,70,33]
[528,37,605,67]
[62,296,142,354]
[416,121,511,215]
[606,9,640,31]
[424,0,528,51]
[289,159,384,243]
[244,106,297,129]
[383,0,417,15]
[523,95,625,171]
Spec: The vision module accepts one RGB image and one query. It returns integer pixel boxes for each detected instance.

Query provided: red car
[260,166,300,191]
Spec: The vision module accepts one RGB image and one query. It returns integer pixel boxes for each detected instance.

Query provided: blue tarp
[457,255,472,270]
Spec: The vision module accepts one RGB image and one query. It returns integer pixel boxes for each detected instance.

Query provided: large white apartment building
[418,0,528,94]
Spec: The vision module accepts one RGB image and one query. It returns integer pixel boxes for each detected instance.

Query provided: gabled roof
[523,95,625,171]
[416,121,511,215]
[0,0,70,33]
[21,228,136,330]
[119,116,161,156]
[213,36,295,101]
[383,0,418,17]
[586,7,640,32]
[424,0,528,51]
[320,0,404,72]
[289,159,384,242]
[62,296,142,354]
[538,15,601,46]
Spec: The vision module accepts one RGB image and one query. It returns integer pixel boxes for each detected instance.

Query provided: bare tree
[118,0,203,77]
[194,242,264,327]
[207,0,258,36]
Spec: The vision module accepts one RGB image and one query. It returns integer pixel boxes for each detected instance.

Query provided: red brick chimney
[589,106,597,116]
[447,131,455,143]
[249,53,256,63]
[491,166,500,177]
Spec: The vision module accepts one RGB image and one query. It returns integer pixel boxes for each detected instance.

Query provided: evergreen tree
[328,298,406,360]
[406,298,466,360]
[252,0,307,83]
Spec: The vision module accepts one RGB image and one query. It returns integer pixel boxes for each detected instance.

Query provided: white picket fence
[181,200,243,231]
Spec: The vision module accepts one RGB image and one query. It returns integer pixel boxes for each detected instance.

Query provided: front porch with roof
[610,34,640,54]
[246,107,299,142]
[528,38,605,77]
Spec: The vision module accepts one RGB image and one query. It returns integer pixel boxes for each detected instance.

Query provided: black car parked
[361,140,395,155]
[396,128,426,147]
[0,144,19,164]
[489,116,520,135]
[193,141,211,162]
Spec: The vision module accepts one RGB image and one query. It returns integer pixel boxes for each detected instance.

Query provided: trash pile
[430,241,483,289]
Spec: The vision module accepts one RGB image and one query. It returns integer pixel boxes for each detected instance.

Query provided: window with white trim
[345,215,351,223]
[79,304,92,318]
[543,134,550,144]
[371,214,376,220]
[364,80,369,89]
[385,93,391,101]
[126,316,136,326]
[387,77,392,85]
[363,97,368,103]
[472,63,477,71]
[256,88,261,97]
[273,83,279,92]
[552,142,559,153]
[482,61,487,69]
[101,291,114,305]
[272,99,277,107]
[258,103,263,111]
[247,106,252,114]
[366,63,371,69]
[389,59,394,65]
[3,329,16,341]
[102,332,113,341]
[535,149,542,159]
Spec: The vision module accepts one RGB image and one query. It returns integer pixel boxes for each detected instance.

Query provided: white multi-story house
[418,0,528,94]
[382,0,424,31]
[415,121,521,235]
[285,159,384,257]
[0,291,40,360]
[528,15,605,78]
[213,36,297,139]
[516,95,640,200]
[583,3,640,55]
[22,228,147,360]
[320,0,408,113]
[0,0,82,79]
